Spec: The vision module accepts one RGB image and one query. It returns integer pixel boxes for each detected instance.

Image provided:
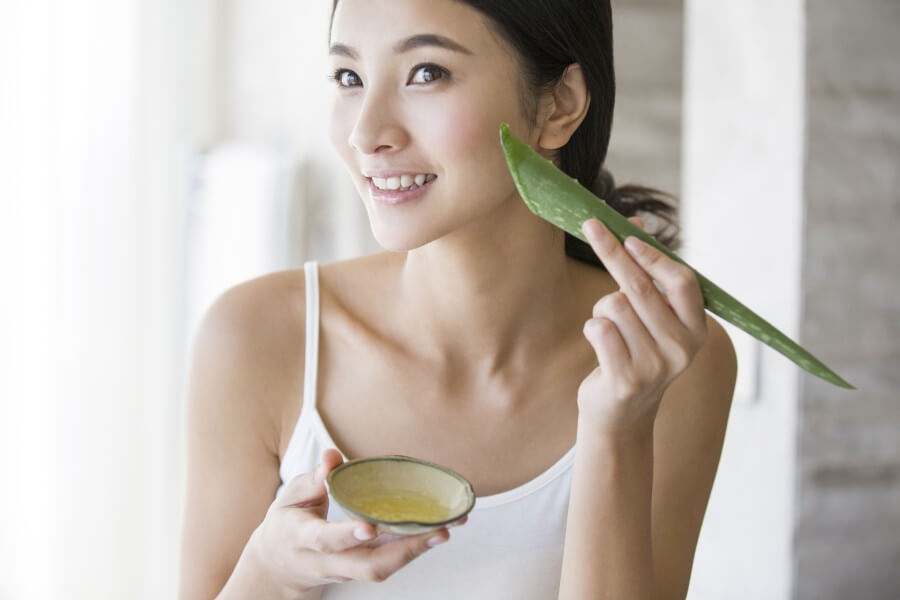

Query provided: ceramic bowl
[326,455,476,535]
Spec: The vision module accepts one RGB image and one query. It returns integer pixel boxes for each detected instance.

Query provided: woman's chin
[371,234,431,253]
[369,224,437,253]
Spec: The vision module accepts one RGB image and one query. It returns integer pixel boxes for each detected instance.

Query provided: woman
[179,0,737,598]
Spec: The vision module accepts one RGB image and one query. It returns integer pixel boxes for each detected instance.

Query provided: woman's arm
[558,219,736,599]
[179,280,301,599]
[562,417,656,598]
[649,318,735,598]
[560,316,735,599]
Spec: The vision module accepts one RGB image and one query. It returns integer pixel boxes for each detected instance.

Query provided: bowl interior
[328,456,474,524]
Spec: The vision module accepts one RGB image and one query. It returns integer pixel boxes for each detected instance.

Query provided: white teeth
[371,173,436,191]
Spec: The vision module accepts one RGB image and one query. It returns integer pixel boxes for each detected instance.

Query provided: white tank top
[277,261,576,599]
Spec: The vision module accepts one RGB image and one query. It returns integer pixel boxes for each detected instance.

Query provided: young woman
[179,0,737,598]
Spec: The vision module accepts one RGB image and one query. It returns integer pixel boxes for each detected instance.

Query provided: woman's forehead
[330,0,499,56]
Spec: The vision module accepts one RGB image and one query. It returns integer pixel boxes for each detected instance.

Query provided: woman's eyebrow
[329,34,474,60]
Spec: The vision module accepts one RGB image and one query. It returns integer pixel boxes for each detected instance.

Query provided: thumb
[277,449,343,511]
[319,448,344,479]
[277,470,328,511]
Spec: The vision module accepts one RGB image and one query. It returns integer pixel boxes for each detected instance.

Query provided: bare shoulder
[648,314,737,599]
[666,314,737,412]
[188,269,309,442]
[195,268,308,354]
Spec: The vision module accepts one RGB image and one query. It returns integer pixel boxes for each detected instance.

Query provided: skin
[178,0,737,598]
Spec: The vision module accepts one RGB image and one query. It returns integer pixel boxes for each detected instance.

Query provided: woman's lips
[369,176,437,206]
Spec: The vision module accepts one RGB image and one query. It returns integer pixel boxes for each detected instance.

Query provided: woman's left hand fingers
[627,215,644,231]
[581,218,706,343]
[621,232,706,337]
[590,292,656,361]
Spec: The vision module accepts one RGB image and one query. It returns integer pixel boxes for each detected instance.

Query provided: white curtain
[0,1,216,597]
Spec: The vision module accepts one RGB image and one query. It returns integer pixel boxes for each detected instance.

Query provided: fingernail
[354,527,375,541]
[427,535,447,548]
[582,219,603,238]
[625,236,646,256]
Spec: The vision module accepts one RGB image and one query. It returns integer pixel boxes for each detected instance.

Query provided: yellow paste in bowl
[350,490,449,522]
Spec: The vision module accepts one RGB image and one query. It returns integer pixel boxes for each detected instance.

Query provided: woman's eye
[329,65,448,89]
[409,64,448,85]
[329,69,362,88]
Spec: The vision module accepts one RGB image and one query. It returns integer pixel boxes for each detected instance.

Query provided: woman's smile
[367,173,439,206]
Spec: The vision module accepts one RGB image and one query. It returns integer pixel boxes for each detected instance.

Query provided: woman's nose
[348,91,409,155]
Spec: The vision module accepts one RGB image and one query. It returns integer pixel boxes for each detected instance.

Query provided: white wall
[682,1,805,598]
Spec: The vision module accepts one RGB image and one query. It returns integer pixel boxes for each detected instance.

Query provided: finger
[621,235,706,335]
[317,448,344,480]
[364,524,456,549]
[326,529,447,583]
[346,529,450,583]
[277,449,343,511]
[591,291,656,360]
[449,515,468,528]
[298,517,378,554]
[277,470,329,510]
[627,215,645,231]
[583,316,631,372]
[365,532,404,549]
[582,219,689,343]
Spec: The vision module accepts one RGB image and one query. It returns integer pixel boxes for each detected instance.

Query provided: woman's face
[328,0,541,251]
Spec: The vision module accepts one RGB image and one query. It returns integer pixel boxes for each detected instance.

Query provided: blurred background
[1,0,897,598]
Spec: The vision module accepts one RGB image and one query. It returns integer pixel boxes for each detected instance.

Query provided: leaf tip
[499,122,511,144]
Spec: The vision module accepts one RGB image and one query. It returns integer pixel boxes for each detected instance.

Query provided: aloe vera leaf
[499,123,854,390]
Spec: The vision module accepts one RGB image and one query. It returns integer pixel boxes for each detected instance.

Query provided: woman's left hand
[577,217,708,441]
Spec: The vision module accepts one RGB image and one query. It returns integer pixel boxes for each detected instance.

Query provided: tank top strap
[276,260,323,496]
[301,260,320,418]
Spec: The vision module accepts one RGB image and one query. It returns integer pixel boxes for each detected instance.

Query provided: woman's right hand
[225,449,456,599]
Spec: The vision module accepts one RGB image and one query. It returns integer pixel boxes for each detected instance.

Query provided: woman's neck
[396,198,604,381]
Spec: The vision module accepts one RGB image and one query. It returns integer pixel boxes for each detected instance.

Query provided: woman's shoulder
[196,268,309,357]
[681,315,737,399]
[187,268,312,454]
[186,256,393,443]
[192,253,394,372]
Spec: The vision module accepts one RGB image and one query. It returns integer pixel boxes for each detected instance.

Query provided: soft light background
[2,1,897,598]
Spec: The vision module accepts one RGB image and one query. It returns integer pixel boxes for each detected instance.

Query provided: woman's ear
[536,63,591,151]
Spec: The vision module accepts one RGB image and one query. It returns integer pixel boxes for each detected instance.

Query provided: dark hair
[329,0,681,268]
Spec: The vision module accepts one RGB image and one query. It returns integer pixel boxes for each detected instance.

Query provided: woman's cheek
[437,100,489,157]
[424,102,508,186]
[328,102,353,162]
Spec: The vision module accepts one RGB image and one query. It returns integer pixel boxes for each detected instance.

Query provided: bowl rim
[326,454,476,527]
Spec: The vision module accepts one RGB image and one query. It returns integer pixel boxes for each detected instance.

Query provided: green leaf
[500,123,854,390]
